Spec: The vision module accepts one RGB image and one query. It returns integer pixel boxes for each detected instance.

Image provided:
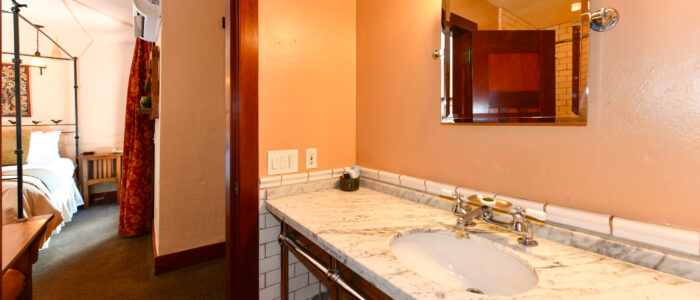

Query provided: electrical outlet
[267,150,298,175]
[305,148,317,169]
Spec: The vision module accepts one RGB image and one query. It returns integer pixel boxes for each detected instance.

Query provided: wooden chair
[79,153,122,208]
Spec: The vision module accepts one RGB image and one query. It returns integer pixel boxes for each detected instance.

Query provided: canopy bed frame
[4,0,80,219]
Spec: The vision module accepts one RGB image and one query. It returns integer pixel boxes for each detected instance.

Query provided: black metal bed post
[73,57,79,176]
[12,1,27,220]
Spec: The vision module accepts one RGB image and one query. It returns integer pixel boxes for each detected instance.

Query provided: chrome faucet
[451,191,476,228]
[449,191,540,247]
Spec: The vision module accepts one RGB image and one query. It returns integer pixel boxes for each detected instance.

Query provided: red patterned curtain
[119,38,154,237]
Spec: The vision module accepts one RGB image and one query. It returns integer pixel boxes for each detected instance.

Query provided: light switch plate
[267,150,298,175]
[305,148,317,169]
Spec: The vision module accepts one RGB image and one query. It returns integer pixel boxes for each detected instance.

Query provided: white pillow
[26,131,44,163]
[40,131,62,160]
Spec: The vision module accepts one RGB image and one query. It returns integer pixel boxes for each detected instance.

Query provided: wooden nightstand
[79,153,122,208]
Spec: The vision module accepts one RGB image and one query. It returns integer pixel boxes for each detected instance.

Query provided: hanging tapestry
[1,63,31,117]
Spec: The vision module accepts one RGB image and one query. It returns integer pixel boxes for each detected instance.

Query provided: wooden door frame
[225,0,259,299]
[448,13,477,120]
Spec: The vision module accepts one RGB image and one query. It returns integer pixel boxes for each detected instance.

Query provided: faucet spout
[451,193,540,247]
[462,206,487,222]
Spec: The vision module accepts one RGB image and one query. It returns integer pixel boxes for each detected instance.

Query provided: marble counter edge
[264,201,415,299]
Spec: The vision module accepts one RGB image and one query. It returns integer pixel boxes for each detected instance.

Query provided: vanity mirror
[441,0,590,124]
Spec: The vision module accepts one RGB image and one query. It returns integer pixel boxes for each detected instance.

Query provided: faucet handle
[446,189,467,214]
[510,206,546,222]
[511,206,540,247]
[441,188,462,199]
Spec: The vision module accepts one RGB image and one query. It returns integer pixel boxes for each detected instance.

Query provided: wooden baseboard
[153,242,225,275]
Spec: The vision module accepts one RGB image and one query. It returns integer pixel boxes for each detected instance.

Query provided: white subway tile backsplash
[456,187,495,199]
[260,226,281,244]
[289,274,309,292]
[378,171,401,186]
[295,283,321,300]
[400,175,426,192]
[258,179,326,297]
[260,283,281,300]
[309,271,319,284]
[360,167,379,180]
[266,214,280,228]
[612,217,700,256]
[496,195,546,214]
[289,251,299,263]
[259,199,268,214]
[308,170,332,182]
[294,262,310,276]
[546,205,611,235]
[265,242,281,257]
[259,214,266,229]
[332,168,345,178]
[259,256,281,274]
[259,190,268,214]
[281,173,309,185]
[265,269,282,287]
[260,176,282,189]
[425,181,456,196]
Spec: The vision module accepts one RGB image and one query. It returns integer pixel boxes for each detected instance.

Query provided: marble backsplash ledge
[256,168,700,283]
[357,176,700,282]
[358,166,700,257]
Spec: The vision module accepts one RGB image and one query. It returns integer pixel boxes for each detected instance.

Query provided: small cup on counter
[339,176,359,192]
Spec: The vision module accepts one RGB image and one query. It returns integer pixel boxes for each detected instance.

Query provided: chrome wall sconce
[586,8,619,32]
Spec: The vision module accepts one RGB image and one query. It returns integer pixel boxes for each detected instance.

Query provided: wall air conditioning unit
[133,0,161,42]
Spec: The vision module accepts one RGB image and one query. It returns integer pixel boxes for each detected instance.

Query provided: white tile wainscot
[377,170,400,186]
[425,180,456,196]
[457,186,496,199]
[259,175,339,300]
[399,175,426,192]
[332,168,345,178]
[308,170,332,182]
[281,173,309,185]
[260,176,282,189]
[359,167,379,180]
[613,217,700,256]
[496,194,546,212]
[546,204,612,235]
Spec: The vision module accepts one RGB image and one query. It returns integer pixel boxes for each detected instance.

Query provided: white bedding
[2,158,84,245]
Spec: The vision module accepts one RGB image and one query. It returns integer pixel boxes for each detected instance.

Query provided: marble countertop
[265,187,700,299]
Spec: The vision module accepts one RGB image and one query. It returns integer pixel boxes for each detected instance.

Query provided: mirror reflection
[441,0,589,124]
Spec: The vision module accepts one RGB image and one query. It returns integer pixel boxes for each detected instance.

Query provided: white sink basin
[390,231,538,296]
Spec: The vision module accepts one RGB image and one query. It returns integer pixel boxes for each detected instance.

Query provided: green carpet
[32,201,225,300]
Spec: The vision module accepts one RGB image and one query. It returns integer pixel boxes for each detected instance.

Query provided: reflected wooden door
[472,30,555,122]
[449,14,477,120]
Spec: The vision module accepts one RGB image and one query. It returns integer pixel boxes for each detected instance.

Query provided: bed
[2,157,84,248]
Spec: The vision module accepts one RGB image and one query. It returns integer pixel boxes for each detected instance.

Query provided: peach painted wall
[356,0,700,230]
[154,0,226,255]
[259,0,356,176]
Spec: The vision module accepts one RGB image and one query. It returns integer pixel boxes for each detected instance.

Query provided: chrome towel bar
[278,233,366,300]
